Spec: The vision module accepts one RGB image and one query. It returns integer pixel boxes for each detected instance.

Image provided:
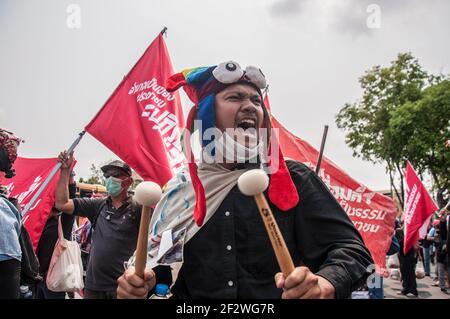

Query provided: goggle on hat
[166,61,299,226]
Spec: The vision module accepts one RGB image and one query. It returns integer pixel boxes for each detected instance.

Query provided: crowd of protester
[388,209,449,297]
[1,127,448,299]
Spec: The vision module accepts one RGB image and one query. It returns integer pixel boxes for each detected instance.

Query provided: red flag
[0,157,66,251]
[271,116,397,272]
[403,161,438,254]
[85,32,185,187]
[263,94,271,111]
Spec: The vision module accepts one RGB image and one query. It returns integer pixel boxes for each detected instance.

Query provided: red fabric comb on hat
[268,143,299,211]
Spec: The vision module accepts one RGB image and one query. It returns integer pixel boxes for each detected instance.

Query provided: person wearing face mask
[55,155,171,299]
[116,61,373,299]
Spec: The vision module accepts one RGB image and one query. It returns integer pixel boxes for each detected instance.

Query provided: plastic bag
[387,253,400,269]
[389,268,401,281]
[46,216,84,292]
[415,263,425,279]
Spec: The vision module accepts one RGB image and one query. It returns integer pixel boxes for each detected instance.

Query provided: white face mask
[211,129,263,163]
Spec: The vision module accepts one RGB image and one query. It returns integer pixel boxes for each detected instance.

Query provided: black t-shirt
[72,196,143,291]
[170,160,373,299]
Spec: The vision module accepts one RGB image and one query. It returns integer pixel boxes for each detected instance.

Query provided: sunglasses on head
[103,170,125,179]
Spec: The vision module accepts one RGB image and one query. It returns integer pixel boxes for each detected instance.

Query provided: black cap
[101,160,132,177]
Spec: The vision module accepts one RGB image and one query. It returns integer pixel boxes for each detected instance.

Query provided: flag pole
[442,200,450,211]
[86,27,169,130]
[315,125,329,174]
[21,131,86,217]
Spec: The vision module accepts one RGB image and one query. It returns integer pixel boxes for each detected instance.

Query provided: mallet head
[238,169,269,196]
[134,181,162,207]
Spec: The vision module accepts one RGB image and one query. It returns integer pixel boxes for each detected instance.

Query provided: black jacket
[171,161,373,299]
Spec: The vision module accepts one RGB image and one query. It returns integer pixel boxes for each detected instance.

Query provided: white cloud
[267,0,308,17]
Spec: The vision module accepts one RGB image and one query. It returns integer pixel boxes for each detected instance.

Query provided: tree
[85,163,105,185]
[336,52,448,206]
[386,80,450,206]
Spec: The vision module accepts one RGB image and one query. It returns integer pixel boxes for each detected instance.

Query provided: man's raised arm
[54,151,75,214]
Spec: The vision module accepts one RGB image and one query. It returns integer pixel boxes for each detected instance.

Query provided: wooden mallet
[238,169,295,276]
[133,181,162,278]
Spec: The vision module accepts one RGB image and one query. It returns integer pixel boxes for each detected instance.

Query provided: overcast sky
[1,0,449,190]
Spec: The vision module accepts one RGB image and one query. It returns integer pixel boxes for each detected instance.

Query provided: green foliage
[387,80,450,190]
[336,53,430,163]
[336,52,449,206]
[84,163,105,185]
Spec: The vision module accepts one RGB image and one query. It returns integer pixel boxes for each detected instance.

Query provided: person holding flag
[396,161,440,297]
[403,161,439,256]
[395,222,420,297]
[116,61,373,299]
[55,153,170,299]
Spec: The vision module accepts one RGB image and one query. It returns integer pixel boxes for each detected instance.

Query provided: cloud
[267,0,423,37]
[268,0,308,17]
[327,2,371,37]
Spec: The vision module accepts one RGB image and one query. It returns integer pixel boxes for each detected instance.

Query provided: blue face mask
[105,177,123,197]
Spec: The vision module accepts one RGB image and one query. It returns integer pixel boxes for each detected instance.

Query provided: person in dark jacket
[115,60,374,299]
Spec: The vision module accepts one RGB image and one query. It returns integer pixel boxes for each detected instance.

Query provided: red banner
[0,157,63,251]
[403,161,438,254]
[85,32,185,187]
[271,116,397,272]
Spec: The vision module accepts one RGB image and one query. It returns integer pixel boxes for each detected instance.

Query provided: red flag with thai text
[85,32,185,186]
[0,157,65,251]
[403,161,438,254]
[271,115,397,272]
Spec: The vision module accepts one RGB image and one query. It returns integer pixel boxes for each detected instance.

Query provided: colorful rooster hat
[166,61,299,226]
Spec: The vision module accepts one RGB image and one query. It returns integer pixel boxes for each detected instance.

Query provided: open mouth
[235,118,259,145]
[236,118,257,130]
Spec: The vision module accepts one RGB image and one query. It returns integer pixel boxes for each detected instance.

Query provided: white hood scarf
[127,133,266,272]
